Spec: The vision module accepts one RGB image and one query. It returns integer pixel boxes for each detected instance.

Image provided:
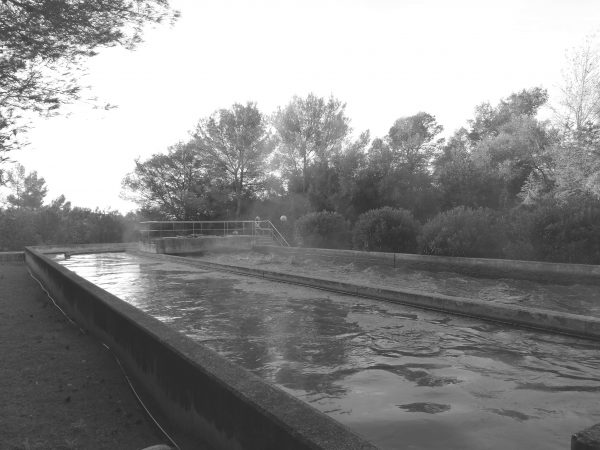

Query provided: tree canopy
[194,102,272,218]
[272,93,350,192]
[4,163,47,209]
[121,142,221,220]
[0,0,177,169]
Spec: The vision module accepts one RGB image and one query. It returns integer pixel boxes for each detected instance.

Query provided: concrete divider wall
[0,251,24,262]
[255,245,600,284]
[142,236,254,255]
[141,252,600,341]
[24,247,376,450]
[31,242,135,255]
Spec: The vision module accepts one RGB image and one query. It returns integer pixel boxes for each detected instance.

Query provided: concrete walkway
[0,260,170,450]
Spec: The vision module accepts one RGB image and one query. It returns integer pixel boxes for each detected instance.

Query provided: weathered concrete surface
[141,236,254,255]
[32,242,134,255]
[25,246,376,450]
[572,423,600,450]
[255,245,600,284]
[0,251,24,262]
[137,251,600,341]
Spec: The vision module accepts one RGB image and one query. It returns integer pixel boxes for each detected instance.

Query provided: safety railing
[139,220,290,247]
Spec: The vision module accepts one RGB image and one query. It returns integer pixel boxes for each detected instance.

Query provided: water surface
[194,252,600,316]
[59,252,600,450]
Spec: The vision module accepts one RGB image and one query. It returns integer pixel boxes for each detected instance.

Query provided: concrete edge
[25,246,377,450]
[30,242,135,255]
[254,246,600,284]
[137,251,600,342]
[0,251,25,262]
[572,423,600,449]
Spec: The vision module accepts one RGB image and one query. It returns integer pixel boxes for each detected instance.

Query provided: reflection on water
[58,253,600,450]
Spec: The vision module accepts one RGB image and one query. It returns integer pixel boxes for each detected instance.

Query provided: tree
[122,142,223,220]
[0,0,177,173]
[465,88,555,207]
[355,113,443,220]
[472,115,555,206]
[552,124,600,200]
[386,111,444,173]
[556,37,600,131]
[194,102,272,218]
[551,39,600,201]
[433,128,503,209]
[468,87,549,142]
[272,94,350,192]
[4,163,47,209]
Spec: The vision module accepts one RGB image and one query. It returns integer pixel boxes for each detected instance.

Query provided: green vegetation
[0,165,135,250]
[353,207,420,253]
[419,207,505,258]
[294,211,350,249]
[2,33,600,264]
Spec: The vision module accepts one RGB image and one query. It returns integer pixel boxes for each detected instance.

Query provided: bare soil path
[0,261,168,450]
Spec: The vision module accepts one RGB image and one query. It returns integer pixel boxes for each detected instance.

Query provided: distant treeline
[3,40,600,263]
[0,191,138,251]
[117,73,600,263]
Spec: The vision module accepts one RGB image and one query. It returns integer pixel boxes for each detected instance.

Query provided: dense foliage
[0,202,132,251]
[0,0,177,169]
[352,207,420,253]
[294,211,350,249]
[419,207,505,258]
[529,198,600,264]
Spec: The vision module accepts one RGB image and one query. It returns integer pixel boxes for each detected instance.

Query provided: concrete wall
[25,247,375,450]
[142,252,600,342]
[31,242,135,255]
[255,245,600,284]
[0,251,24,262]
[142,236,254,255]
[572,423,600,449]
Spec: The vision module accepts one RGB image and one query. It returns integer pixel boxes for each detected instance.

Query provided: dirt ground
[0,262,169,450]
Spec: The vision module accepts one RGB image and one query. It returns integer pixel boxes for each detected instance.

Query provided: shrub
[501,206,537,261]
[419,206,505,258]
[294,211,350,249]
[529,198,600,264]
[352,207,420,253]
[0,209,42,251]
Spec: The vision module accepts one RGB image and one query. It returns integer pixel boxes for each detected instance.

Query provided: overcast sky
[10,0,600,212]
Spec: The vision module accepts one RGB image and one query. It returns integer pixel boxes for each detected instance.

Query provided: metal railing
[139,220,290,247]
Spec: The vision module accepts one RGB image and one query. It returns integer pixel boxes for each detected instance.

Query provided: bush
[529,198,600,264]
[501,206,537,261]
[294,211,350,249]
[419,206,505,258]
[0,209,42,251]
[352,207,420,253]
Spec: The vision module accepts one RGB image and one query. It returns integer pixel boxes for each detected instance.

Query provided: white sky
[11,0,600,212]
